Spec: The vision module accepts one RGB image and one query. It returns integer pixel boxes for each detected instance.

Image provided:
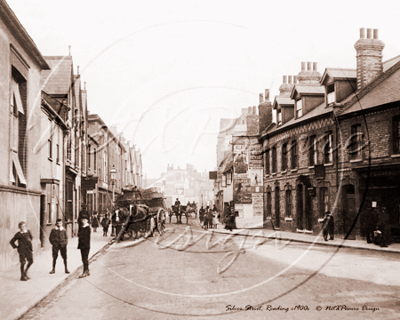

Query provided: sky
[7,0,400,179]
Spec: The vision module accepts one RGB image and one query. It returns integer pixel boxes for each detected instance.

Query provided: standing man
[49,219,69,274]
[78,215,91,278]
[77,204,88,235]
[322,211,334,241]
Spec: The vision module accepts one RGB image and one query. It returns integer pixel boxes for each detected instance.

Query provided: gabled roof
[0,2,49,70]
[41,56,73,95]
[273,96,294,109]
[320,68,357,85]
[290,84,325,99]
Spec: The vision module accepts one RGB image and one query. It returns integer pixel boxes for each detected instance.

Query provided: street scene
[1,0,400,319]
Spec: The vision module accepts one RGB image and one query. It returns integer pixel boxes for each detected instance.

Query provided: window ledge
[285,217,293,221]
[281,170,287,175]
[308,166,315,169]
[271,173,276,176]
[324,163,333,167]
[264,174,269,178]
[318,218,325,223]
[391,154,400,158]
[350,159,362,163]
[290,168,298,172]
[48,158,53,162]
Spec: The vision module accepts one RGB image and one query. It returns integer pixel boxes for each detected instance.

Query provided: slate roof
[292,85,325,95]
[338,57,400,116]
[41,56,73,95]
[274,97,294,107]
[320,68,357,84]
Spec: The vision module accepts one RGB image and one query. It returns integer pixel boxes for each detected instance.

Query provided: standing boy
[78,215,91,278]
[10,221,33,281]
[49,219,69,274]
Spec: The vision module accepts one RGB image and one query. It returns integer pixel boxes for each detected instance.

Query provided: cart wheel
[157,208,166,235]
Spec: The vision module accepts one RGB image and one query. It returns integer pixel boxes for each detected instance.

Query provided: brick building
[260,28,400,241]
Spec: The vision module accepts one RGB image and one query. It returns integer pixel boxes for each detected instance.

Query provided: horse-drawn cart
[114,186,167,240]
[170,205,190,224]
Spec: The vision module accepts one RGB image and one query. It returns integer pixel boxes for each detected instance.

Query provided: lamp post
[110,165,117,207]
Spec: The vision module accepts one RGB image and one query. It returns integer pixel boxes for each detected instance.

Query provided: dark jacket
[49,227,68,248]
[78,225,91,250]
[92,216,99,228]
[10,230,33,253]
[101,217,110,229]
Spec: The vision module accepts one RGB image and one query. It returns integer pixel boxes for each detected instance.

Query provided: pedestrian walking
[78,215,91,278]
[49,219,69,274]
[91,212,99,232]
[199,206,205,228]
[207,207,214,229]
[101,214,111,237]
[322,211,334,241]
[10,221,33,281]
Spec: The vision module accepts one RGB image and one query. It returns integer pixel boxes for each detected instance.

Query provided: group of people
[199,205,218,229]
[198,203,237,231]
[9,205,126,282]
[9,215,91,281]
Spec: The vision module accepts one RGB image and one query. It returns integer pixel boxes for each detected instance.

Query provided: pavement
[211,223,400,253]
[2,221,400,320]
[0,229,112,320]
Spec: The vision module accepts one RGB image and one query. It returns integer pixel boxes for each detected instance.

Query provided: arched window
[285,190,292,217]
[272,146,277,173]
[393,116,400,154]
[291,140,298,169]
[282,143,288,171]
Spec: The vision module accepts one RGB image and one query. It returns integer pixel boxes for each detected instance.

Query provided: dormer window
[327,84,335,104]
[277,109,282,126]
[296,99,302,118]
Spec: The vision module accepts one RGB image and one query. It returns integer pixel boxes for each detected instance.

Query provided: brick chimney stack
[258,89,273,133]
[354,28,385,90]
[297,61,321,84]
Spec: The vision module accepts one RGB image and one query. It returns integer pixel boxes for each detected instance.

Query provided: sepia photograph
[1,0,400,319]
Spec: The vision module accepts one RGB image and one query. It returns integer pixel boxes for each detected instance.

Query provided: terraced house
[260,28,400,241]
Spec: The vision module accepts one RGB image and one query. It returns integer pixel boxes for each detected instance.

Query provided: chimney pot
[248,107,252,115]
[253,106,257,115]
[283,75,287,84]
[360,28,366,39]
[293,76,298,84]
[265,89,270,101]
[367,28,373,39]
[313,62,318,71]
[301,62,306,71]
[288,75,293,84]
[259,93,263,103]
[373,29,379,39]
[307,61,312,71]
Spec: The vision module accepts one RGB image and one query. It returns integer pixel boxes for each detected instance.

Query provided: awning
[222,161,233,174]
